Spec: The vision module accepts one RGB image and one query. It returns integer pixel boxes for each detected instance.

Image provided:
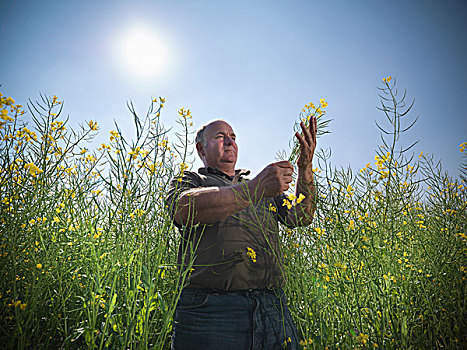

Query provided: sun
[118,25,170,78]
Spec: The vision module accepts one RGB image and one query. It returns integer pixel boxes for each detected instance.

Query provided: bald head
[195,119,225,147]
[195,120,238,176]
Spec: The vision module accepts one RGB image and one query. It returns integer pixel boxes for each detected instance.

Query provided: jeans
[171,288,299,350]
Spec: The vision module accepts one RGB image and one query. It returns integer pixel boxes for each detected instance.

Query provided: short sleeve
[165,171,203,226]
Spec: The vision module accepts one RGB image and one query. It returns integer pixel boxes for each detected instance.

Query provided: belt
[186,287,282,297]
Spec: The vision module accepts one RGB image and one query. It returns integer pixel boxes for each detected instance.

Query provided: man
[166,116,317,349]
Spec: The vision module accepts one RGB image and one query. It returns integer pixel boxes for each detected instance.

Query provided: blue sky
[1,0,466,177]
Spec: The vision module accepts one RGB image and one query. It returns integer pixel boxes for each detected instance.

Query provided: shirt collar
[199,167,250,183]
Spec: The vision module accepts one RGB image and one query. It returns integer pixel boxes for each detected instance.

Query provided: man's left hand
[295,116,317,173]
[284,115,317,227]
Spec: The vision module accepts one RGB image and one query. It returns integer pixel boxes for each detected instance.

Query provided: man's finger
[281,167,293,176]
[295,131,304,142]
[300,122,313,145]
[314,117,318,142]
[296,130,312,153]
[295,132,309,151]
[272,160,293,169]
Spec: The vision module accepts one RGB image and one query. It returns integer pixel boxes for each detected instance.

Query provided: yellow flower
[130,208,145,218]
[88,120,98,131]
[4,96,15,106]
[128,146,141,159]
[319,98,328,108]
[51,95,62,105]
[85,154,97,164]
[356,333,369,344]
[246,247,257,263]
[268,203,277,212]
[0,109,14,122]
[282,199,292,210]
[287,193,296,201]
[36,263,42,269]
[20,303,27,311]
[24,162,43,177]
[180,162,189,172]
[383,76,392,83]
[314,227,325,237]
[296,193,305,204]
[109,130,120,141]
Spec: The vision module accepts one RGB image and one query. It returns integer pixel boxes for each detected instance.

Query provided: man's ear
[196,142,205,158]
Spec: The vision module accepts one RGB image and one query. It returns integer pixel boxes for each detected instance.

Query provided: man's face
[198,121,238,174]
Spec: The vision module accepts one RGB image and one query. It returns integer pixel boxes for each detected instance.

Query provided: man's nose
[224,137,234,145]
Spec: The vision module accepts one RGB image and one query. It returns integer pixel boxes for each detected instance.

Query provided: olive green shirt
[166,167,290,291]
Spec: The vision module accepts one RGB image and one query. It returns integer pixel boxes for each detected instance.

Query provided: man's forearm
[287,167,316,227]
[173,181,259,226]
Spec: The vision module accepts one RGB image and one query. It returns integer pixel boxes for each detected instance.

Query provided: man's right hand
[250,161,294,198]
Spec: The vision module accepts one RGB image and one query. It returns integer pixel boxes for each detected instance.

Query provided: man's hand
[284,116,318,227]
[295,116,317,175]
[250,161,294,198]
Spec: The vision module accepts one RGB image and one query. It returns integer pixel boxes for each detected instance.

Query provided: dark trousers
[171,288,299,350]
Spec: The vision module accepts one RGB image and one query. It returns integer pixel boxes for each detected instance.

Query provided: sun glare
[118,25,170,78]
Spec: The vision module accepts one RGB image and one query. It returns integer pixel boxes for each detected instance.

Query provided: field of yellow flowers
[1,78,466,349]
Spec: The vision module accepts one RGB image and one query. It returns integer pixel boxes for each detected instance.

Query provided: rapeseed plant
[0,78,465,349]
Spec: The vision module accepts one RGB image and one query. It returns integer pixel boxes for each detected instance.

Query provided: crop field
[1,79,466,349]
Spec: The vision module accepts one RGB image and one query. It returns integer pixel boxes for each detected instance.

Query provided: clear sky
[1,0,466,177]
